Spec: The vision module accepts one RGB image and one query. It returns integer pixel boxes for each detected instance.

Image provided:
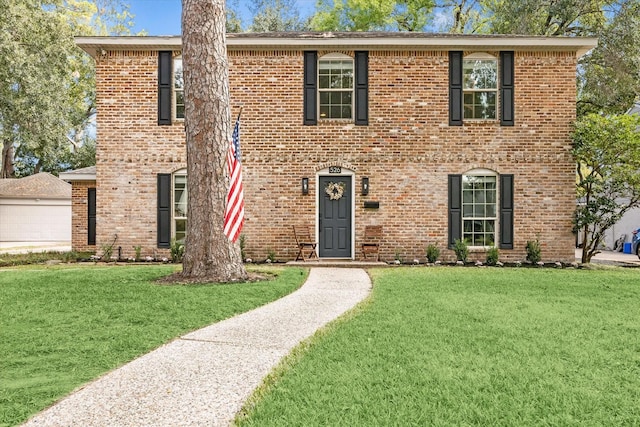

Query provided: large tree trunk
[1,141,15,178]
[181,0,247,282]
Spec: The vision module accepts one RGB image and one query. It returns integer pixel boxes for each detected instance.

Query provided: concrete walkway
[22,268,371,427]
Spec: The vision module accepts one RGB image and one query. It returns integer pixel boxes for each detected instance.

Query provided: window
[318,54,353,120]
[463,54,497,120]
[173,171,187,243]
[462,173,497,247]
[174,57,184,119]
[449,173,513,250]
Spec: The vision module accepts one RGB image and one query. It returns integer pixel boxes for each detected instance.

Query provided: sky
[127,0,316,36]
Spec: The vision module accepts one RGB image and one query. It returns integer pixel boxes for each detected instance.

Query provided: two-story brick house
[69,32,596,262]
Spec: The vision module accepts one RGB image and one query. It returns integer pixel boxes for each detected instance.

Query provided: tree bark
[181,0,247,282]
[1,141,15,178]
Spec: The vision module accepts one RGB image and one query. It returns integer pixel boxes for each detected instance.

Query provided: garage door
[0,200,71,242]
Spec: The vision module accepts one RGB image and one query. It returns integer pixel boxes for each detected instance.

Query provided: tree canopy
[573,113,640,263]
[0,0,134,178]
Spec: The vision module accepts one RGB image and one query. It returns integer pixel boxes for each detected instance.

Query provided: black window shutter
[303,51,317,125]
[158,51,172,126]
[500,51,515,126]
[500,174,514,249]
[449,51,463,126]
[354,51,369,125]
[88,188,96,246]
[448,175,462,248]
[157,174,171,248]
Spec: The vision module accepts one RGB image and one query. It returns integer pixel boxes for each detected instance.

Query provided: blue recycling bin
[623,242,632,254]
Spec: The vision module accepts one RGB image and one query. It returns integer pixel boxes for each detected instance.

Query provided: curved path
[22,268,371,427]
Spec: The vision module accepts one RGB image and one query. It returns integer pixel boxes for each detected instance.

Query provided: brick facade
[69,180,96,253]
[75,33,596,263]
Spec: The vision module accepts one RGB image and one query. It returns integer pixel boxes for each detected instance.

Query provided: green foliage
[133,245,142,262]
[453,238,469,263]
[394,248,405,263]
[100,243,114,261]
[483,0,608,36]
[310,0,435,31]
[572,113,640,263]
[239,234,247,261]
[525,239,542,263]
[486,246,499,265]
[170,239,185,263]
[1,265,306,426]
[238,268,640,426]
[425,244,440,263]
[0,0,133,178]
[578,1,640,116]
[0,251,94,267]
[248,0,310,31]
[267,249,277,263]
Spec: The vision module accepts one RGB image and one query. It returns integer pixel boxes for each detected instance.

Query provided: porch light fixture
[302,177,309,195]
[361,177,369,196]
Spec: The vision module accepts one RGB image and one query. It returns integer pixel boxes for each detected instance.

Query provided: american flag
[223,117,244,242]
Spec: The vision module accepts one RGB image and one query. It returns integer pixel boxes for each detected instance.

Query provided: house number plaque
[329,166,342,174]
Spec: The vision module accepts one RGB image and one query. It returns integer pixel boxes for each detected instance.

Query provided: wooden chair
[361,225,382,261]
[293,225,318,261]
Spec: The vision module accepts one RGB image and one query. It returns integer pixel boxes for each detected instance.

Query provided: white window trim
[318,52,354,121]
[463,53,498,121]
[462,169,499,250]
[174,56,184,121]
[173,169,187,242]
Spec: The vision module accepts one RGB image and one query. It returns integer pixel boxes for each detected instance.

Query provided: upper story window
[463,54,497,120]
[174,56,184,120]
[462,171,497,247]
[318,53,354,120]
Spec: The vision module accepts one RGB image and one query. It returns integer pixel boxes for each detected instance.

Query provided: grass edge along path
[236,267,640,426]
[0,264,308,427]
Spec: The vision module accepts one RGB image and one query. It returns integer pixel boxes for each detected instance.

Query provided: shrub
[486,246,499,266]
[170,239,185,263]
[453,239,469,263]
[239,234,247,261]
[133,245,142,262]
[425,244,440,263]
[101,244,113,261]
[267,249,276,263]
[526,239,542,263]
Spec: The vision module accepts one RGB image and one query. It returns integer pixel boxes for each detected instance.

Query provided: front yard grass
[0,264,307,427]
[238,267,640,426]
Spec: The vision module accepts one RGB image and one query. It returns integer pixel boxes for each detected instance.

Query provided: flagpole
[235,107,243,123]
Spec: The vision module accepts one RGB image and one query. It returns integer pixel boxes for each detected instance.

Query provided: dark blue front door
[319,176,352,258]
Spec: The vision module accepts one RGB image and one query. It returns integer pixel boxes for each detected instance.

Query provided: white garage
[0,173,71,243]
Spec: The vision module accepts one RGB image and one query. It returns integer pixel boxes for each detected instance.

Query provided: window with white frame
[463,54,497,120]
[318,53,354,120]
[462,172,497,246]
[174,56,184,119]
[173,171,187,243]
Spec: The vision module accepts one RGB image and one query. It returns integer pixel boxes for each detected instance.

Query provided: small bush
[526,239,542,263]
[453,239,469,263]
[133,245,142,262]
[101,244,114,261]
[486,247,499,266]
[394,248,404,264]
[170,239,185,263]
[267,249,276,263]
[425,244,440,263]
[239,234,247,261]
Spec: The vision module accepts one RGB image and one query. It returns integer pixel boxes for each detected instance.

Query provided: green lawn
[0,265,307,427]
[237,267,640,426]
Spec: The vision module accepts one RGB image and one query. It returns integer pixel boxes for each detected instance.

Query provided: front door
[319,176,352,258]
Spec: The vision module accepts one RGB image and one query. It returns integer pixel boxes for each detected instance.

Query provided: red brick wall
[70,181,96,253]
[91,47,577,262]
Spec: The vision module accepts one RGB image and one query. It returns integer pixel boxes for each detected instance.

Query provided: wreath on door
[325,182,345,200]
